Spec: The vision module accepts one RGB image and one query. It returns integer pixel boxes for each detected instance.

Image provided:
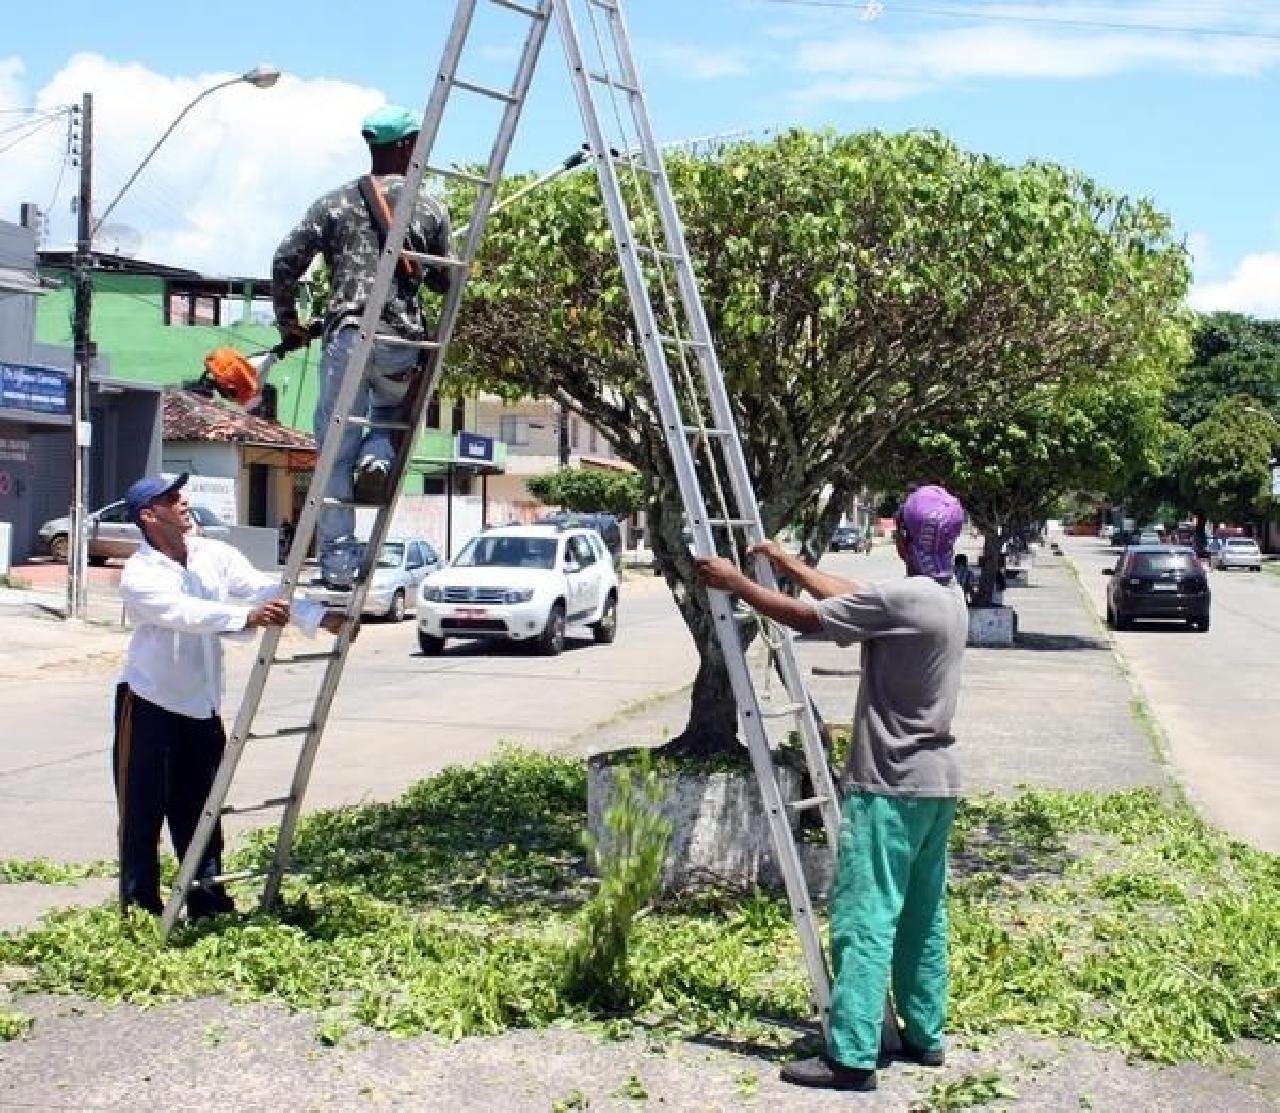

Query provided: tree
[448,129,1189,756]
[877,366,1177,604]
[526,467,645,516]
[1178,396,1279,528]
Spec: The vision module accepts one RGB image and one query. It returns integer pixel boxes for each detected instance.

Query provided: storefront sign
[0,362,70,416]
[457,431,496,465]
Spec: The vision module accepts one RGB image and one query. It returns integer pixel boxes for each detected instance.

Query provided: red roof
[163,390,315,450]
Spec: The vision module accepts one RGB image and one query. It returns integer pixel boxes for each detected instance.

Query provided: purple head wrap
[897,485,965,581]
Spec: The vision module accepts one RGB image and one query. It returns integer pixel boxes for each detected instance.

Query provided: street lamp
[66,64,281,618]
[91,65,281,236]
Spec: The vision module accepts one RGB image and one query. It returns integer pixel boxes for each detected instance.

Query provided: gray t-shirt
[816,576,968,797]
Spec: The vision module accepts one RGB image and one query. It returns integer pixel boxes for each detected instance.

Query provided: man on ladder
[696,485,968,1092]
[271,106,454,554]
[113,472,346,919]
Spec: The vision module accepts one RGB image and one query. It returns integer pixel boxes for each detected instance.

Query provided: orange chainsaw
[194,321,322,410]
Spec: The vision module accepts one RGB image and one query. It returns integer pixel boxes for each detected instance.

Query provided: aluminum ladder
[550,0,898,1048]
[160,0,556,938]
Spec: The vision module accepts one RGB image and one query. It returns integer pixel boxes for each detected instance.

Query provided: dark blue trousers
[112,683,227,915]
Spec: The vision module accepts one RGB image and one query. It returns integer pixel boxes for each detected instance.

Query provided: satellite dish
[96,223,142,257]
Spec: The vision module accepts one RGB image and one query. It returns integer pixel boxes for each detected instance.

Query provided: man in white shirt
[113,472,346,919]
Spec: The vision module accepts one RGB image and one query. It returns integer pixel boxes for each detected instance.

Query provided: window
[166,288,220,326]
[451,398,466,434]
[588,425,599,454]
[499,415,531,446]
[570,417,581,449]
[568,534,597,567]
[426,397,441,429]
[406,543,424,569]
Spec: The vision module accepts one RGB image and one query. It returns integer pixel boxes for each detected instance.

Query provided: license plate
[453,607,488,617]
[1153,583,1176,592]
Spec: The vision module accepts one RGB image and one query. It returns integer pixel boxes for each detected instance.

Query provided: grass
[0,858,117,885]
[0,748,1275,1065]
[0,573,33,591]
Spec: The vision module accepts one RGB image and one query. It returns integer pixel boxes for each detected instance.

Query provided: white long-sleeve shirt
[119,536,325,719]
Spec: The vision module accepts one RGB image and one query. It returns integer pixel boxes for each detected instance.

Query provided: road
[1066,534,1280,852]
[0,573,696,861]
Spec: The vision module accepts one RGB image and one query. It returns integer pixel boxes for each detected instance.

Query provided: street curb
[1057,544,1203,817]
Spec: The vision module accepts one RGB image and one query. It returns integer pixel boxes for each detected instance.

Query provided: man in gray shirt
[695,484,968,1092]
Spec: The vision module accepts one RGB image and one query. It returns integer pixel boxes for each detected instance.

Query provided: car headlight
[422,584,444,602]
[503,588,534,604]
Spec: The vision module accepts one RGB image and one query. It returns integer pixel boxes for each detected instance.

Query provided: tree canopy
[526,467,645,515]
[448,128,1190,753]
[1178,396,1279,526]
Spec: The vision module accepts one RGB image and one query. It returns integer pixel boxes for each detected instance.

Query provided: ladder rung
[759,702,805,719]
[221,795,294,817]
[425,164,492,188]
[375,334,440,351]
[273,651,341,665]
[321,497,368,510]
[786,795,833,813]
[248,726,313,741]
[708,517,755,529]
[637,245,683,262]
[401,250,469,271]
[657,333,708,348]
[613,156,660,177]
[589,70,639,96]
[683,425,733,438]
[192,869,267,889]
[346,415,412,431]
[489,0,545,16]
[451,76,519,104]
[586,0,619,10]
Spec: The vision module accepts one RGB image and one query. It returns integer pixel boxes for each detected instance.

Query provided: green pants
[828,791,958,1069]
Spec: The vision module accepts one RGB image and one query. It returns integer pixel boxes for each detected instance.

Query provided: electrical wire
[0,109,71,155]
[757,0,1280,41]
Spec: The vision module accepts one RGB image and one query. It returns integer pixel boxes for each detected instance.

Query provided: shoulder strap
[357,175,421,280]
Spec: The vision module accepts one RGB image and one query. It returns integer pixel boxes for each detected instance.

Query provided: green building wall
[33,268,482,487]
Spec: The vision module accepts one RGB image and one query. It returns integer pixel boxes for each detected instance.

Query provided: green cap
[361,105,419,146]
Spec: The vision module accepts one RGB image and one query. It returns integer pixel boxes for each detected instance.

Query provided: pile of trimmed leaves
[0,748,1275,1062]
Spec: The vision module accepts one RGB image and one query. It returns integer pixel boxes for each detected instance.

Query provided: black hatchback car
[1104,545,1210,632]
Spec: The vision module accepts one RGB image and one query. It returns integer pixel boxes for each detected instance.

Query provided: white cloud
[649,43,750,81]
[789,11,1280,103]
[0,53,391,277]
[1191,254,1280,317]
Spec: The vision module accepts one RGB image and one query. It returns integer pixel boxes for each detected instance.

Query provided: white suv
[1212,537,1262,572]
[416,525,619,655]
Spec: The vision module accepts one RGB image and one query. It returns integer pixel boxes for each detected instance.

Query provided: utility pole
[67,92,93,620]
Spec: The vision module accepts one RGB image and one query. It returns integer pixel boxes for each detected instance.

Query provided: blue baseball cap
[126,472,188,524]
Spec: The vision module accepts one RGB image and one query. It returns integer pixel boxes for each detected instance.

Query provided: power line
[0,110,70,158]
[757,0,1280,41]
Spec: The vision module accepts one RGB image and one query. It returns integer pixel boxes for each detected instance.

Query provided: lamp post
[66,65,281,618]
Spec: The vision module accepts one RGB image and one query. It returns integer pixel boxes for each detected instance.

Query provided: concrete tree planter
[967,605,1016,647]
[587,752,833,896]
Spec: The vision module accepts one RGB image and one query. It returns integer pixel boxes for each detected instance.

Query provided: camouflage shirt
[271,176,452,341]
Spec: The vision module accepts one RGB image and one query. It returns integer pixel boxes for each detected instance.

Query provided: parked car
[37,500,231,564]
[1104,545,1210,631]
[1136,528,1163,546]
[830,525,870,553]
[1212,536,1263,572]
[536,511,623,570]
[416,524,619,655]
[306,537,441,621]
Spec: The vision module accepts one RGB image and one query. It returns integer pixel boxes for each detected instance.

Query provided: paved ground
[0,538,1275,1111]
[1066,535,1280,852]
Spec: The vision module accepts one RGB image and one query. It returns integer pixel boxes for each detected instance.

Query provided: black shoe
[352,458,390,505]
[900,1039,945,1067]
[187,886,236,921]
[122,896,164,917]
[780,1056,877,1091]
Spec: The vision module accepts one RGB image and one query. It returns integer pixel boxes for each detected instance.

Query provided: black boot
[899,1039,945,1067]
[780,1056,877,1091]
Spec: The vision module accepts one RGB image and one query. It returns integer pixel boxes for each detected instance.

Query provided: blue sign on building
[457,431,496,465]
[0,362,71,416]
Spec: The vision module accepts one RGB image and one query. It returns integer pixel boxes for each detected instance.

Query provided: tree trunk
[973,528,1004,607]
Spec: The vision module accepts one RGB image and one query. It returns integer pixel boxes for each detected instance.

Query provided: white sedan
[1212,537,1263,572]
[416,525,619,655]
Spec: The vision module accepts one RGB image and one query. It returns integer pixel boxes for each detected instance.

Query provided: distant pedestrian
[272,105,454,554]
[113,473,347,920]
[695,484,968,1093]
[953,553,975,605]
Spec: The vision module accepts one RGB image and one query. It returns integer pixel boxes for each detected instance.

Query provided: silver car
[1212,537,1263,572]
[307,538,442,621]
[37,500,230,564]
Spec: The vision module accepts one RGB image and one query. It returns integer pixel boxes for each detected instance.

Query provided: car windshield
[1225,539,1257,549]
[322,542,403,569]
[1129,553,1197,574]
[454,535,556,569]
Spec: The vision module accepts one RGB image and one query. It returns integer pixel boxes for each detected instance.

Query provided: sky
[1,0,1277,315]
